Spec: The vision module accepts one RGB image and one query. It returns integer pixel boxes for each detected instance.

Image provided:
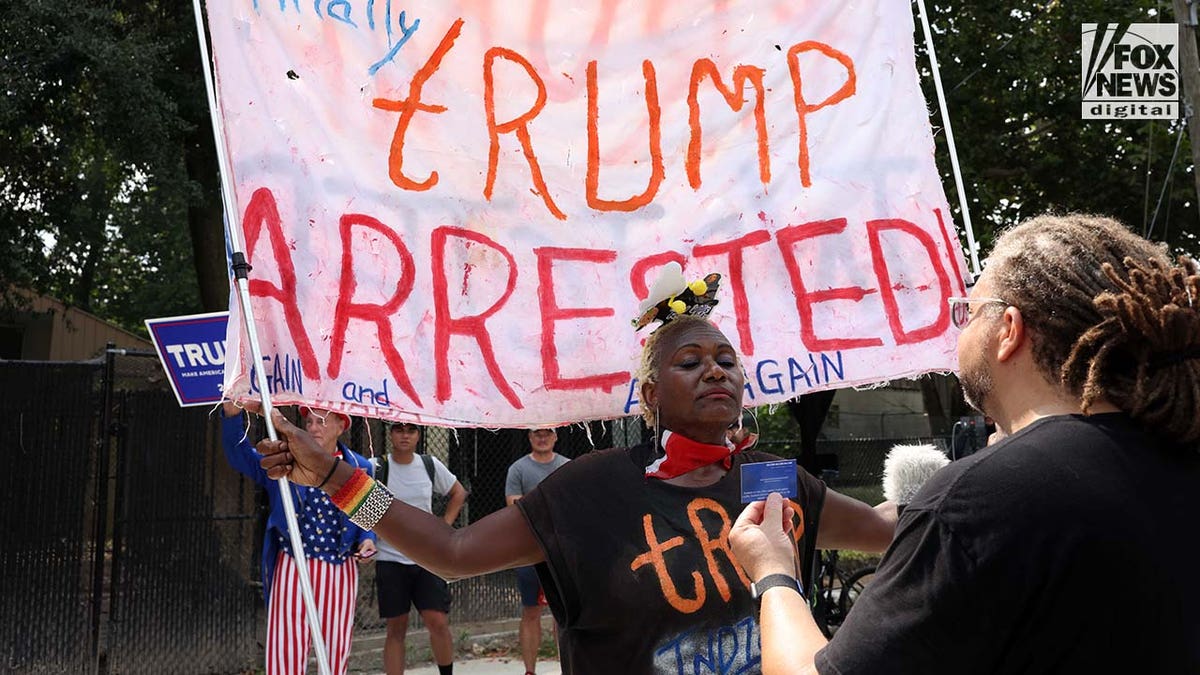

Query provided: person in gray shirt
[504,428,569,675]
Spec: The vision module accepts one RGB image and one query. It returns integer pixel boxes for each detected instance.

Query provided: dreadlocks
[988,214,1200,445]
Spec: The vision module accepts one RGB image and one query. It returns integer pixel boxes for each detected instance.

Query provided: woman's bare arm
[814,490,896,553]
[369,497,544,579]
[258,409,545,579]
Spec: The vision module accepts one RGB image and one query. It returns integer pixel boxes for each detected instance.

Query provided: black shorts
[375,561,451,618]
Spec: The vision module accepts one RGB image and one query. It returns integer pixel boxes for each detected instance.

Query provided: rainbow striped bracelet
[331,468,393,531]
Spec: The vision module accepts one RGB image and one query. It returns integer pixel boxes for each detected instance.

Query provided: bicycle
[808,469,877,638]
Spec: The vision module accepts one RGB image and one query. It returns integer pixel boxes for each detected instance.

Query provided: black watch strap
[750,573,803,601]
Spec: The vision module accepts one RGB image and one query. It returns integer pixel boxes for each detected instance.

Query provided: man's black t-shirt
[518,442,827,674]
[817,413,1200,674]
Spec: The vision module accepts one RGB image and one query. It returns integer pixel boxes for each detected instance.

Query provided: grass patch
[537,629,559,658]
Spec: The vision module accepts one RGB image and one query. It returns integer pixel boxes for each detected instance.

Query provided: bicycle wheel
[837,566,877,619]
[810,551,840,638]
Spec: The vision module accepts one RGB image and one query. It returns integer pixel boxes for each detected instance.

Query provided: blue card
[740,459,798,503]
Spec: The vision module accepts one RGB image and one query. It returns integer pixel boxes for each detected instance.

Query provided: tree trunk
[181,8,230,313]
[786,390,837,475]
[185,129,230,313]
[74,238,103,313]
[919,375,950,435]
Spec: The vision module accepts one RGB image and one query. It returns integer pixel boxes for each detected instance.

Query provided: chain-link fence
[0,349,642,672]
[2,361,101,674]
[758,436,952,505]
[1,351,262,674]
[105,371,259,674]
[2,348,938,673]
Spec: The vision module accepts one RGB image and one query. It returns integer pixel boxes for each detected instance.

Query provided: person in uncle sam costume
[221,402,377,675]
[253,263,899,674]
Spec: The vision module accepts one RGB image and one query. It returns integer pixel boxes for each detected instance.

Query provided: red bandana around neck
[645,429,753,479]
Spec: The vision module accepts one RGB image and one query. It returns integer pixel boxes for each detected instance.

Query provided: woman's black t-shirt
[518,442,826,674]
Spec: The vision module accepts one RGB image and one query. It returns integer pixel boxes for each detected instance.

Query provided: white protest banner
[210,0,967,427]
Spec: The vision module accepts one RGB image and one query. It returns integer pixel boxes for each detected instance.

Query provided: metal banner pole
[915,0,983,278]
[189,2,332,673]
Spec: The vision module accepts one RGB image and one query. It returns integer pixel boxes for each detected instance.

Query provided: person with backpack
[373,422,467,675]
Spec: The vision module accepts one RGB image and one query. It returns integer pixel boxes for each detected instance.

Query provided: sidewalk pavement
[348,614,560,674]
[407,657,561,675]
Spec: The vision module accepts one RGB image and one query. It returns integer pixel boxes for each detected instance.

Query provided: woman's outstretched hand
[730,492,798,582]
[257,409,334,487]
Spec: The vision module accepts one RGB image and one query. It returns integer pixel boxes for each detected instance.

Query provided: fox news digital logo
[1082,23,1178,120]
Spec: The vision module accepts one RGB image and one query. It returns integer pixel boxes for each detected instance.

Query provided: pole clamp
[231,252,253,280]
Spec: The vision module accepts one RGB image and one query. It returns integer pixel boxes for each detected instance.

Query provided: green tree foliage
[0,2,226,332]
[918,0,1198,259]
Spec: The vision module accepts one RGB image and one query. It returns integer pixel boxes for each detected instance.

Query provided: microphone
[882,444,950,510]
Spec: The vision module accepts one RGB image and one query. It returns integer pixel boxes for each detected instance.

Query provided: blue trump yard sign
[145,311,229,407]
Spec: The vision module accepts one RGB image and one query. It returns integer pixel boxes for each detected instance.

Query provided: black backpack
[373,453,450,517]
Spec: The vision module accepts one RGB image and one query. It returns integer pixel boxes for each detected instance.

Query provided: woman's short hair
[635,314,722,427]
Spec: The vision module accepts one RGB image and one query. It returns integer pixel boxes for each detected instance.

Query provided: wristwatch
[750,574,803,602]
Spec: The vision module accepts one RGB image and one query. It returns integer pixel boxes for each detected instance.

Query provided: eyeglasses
[947,296,1009,329]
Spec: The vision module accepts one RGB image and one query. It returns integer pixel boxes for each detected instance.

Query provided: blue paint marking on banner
[145,312,230,407]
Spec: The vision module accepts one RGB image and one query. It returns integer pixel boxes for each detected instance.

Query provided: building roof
[1,291,154,361]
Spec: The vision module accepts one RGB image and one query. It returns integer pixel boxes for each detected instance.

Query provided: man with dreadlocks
[731,213,1200,674]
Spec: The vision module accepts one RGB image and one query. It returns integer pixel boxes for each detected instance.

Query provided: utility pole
[1172,0,1200,223]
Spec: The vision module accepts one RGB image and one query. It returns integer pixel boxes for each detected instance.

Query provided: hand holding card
[730,492,799,584]
[741,459,798,503]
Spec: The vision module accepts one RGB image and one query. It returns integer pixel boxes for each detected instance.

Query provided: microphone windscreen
[882,444,950,505]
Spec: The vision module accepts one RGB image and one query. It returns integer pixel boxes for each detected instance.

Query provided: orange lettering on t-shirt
[629,514,706,614]
[788,498,806,543]
[686,498,751,601]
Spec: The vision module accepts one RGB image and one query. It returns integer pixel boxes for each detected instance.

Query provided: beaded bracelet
[330,468,393,531]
